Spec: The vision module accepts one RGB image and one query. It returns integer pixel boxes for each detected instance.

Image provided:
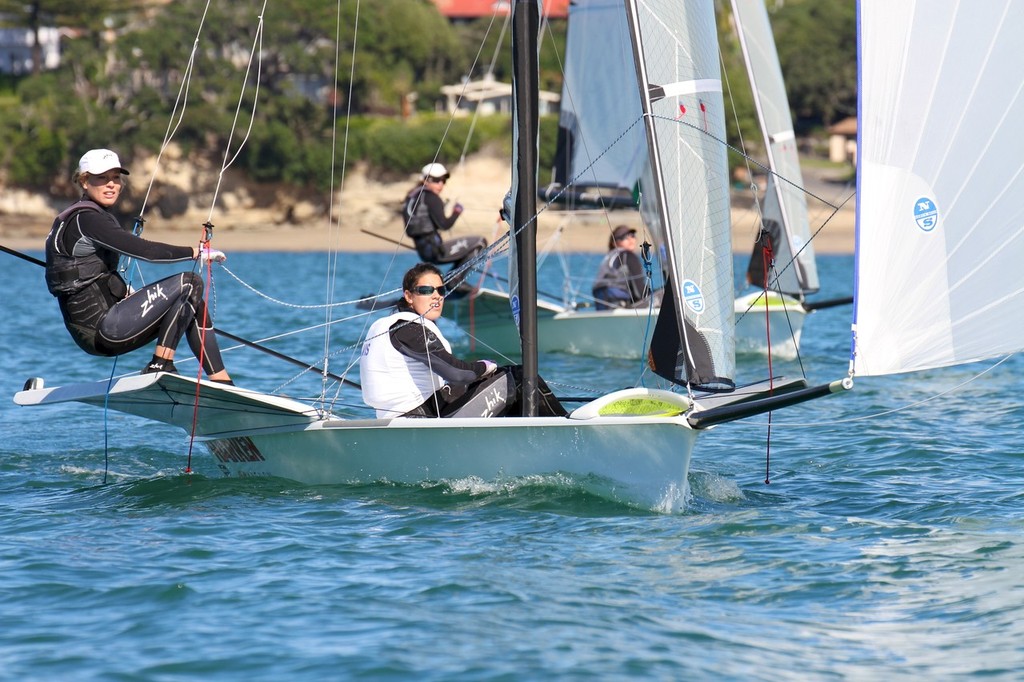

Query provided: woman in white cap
[44,148,233,384]
[402,162,487,289]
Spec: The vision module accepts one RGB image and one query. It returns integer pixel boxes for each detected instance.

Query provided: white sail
[629,0,735,388]
[731,0,818,296]
[556,0,646,195]
[854,1,1024,376]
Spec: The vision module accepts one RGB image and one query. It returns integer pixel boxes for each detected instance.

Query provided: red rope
[760,236,775,484]
[185,224,215,474]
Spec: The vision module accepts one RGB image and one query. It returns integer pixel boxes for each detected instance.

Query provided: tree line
[0,0,856,192]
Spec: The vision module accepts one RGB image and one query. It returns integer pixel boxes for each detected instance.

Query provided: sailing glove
[199,247,227,264]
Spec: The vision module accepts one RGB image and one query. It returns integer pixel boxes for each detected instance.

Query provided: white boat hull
[15,374,697,512]
[207,415,695,511]
[733,290,807,360]
[446,287,806,360]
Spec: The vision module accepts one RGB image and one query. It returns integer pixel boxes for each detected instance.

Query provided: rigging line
[323,0,362,403]
[722,356,1017,429]
[219,263,389,310]
[656,111,853,297]
[457,10,507,168]
[214,327,358,389]
[205,1,268,224]
[137,0,213,218]
[119,0,212,281]
[719,37,754,192]
[410,1,509,197]
[654,112,843,211]
[0,244,359,392]
[484,12,510,79]
[755,187,855,297]
[719,9,768,243]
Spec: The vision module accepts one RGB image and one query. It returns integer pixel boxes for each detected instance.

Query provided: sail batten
[854,0,1024,376]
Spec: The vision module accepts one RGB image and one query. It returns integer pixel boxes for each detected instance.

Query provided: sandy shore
[0,155,854,255]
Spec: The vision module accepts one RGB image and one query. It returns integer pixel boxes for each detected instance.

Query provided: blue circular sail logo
[682,279,704,313]
[914,197,938,232]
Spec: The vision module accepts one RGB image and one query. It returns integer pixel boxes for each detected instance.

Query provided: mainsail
[731,0,819,298]
[545,0,646,207]
[854,0,1024,376]
[629,0,735,390]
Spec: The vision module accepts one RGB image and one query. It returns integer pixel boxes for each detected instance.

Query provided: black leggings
[95,271,226,375]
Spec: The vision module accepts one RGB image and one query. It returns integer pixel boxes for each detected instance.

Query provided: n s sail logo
[682,279,704,313]
[914,197,938,232]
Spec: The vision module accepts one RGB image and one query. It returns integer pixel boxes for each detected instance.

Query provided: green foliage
[349,114,512,181]
[0,0,856,192]
[767,0,857,127]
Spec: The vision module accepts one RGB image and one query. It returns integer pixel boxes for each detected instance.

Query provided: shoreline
[0,156,855,255]
[0,206,855,255]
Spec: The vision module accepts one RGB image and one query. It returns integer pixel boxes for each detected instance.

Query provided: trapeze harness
[361,311,569,419]
[403,186,448,262]
[403,187,485,271]
[43,199,227,375]
[592,247,646,308]
[362,312,460,417]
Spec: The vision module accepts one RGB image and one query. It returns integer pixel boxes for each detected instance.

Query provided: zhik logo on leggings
[140,284,168,317]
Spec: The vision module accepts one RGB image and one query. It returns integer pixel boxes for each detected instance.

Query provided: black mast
[512,0,540,416]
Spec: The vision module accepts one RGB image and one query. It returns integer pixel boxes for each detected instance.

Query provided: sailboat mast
[512,0,540,416]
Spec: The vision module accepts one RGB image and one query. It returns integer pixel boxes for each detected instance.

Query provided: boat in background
[731,0,852,357]
[444,0,844,361]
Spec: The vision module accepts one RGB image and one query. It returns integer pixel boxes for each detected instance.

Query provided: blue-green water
[4,251,1024,680]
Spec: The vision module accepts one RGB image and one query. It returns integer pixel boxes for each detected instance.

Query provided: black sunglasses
[411,284,448,296]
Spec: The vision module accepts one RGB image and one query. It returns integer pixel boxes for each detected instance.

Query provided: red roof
[432,0,570,19]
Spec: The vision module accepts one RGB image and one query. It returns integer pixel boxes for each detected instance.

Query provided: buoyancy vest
[44,200,126,355]
[403,187,436,238]
[592,247,633,293]
[44,200,118,297]
[360,312,452,418]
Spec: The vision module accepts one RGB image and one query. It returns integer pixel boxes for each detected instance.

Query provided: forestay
[853,1,1024,376]
[629,0,735,390]
[731,0,818,298]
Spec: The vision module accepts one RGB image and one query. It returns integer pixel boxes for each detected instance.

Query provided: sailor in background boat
[360,263,510,418]
[402,163,487,291]
[44,148,233,384]
[591,225,652,310]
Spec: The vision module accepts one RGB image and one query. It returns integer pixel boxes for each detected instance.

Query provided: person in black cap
[402,162,487,288]
[44,148,233,383]
[591,224,650,310]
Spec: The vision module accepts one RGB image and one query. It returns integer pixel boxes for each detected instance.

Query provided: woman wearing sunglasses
[360,263,503,418]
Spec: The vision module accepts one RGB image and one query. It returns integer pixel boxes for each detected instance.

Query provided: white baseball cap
[421,163,449,181]
[77,148,130,176]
